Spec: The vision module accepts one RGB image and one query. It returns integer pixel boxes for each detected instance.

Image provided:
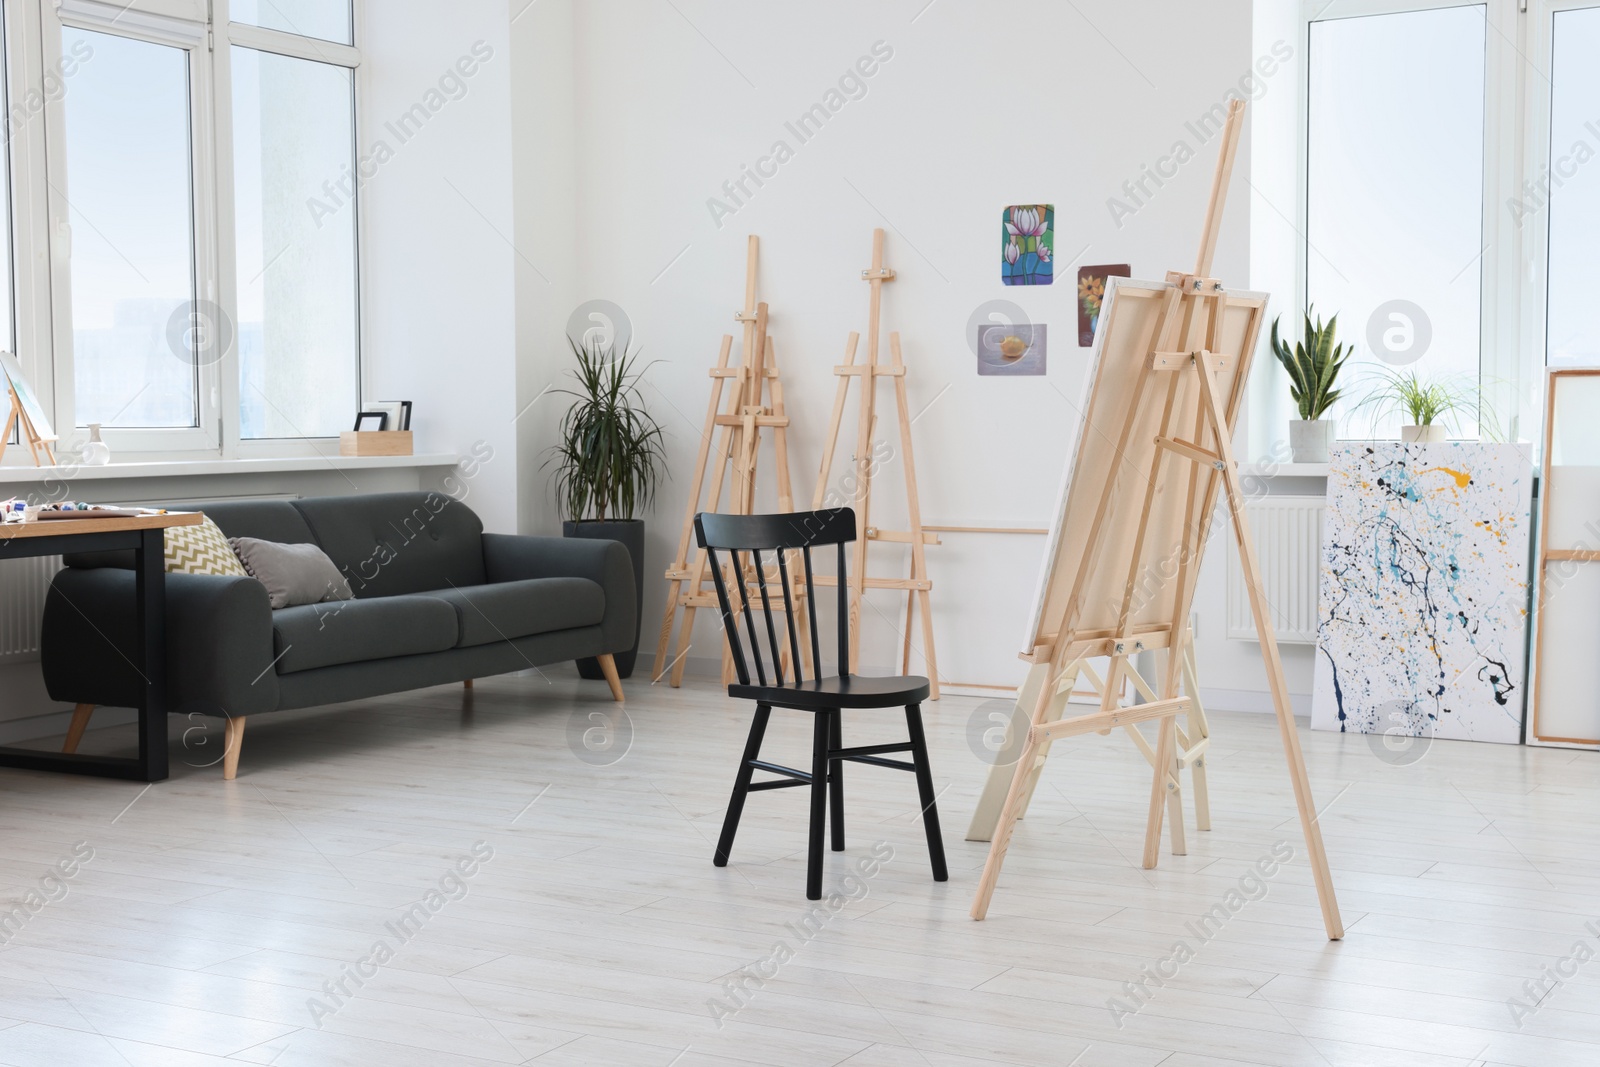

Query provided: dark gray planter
[564,518,644,679]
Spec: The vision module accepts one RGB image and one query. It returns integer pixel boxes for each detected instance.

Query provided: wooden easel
[653,235,809,687]
[969,100,1343,940]
[966,627,1212,844]
[0,386,56,466]
[811,228,940,697]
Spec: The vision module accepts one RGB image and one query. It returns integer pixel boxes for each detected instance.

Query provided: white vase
[82,423,111,466]
[1400,424,1447,444]
[1288,419,1333,464]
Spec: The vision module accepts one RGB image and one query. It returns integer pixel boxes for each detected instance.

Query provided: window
[0,0,363,459]
[232,46,359,439]
[1305,5,1487,440]
[60,28,199,430]
[1544,6,1600,365]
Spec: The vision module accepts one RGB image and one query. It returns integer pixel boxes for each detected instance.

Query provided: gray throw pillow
[229,537,354,610]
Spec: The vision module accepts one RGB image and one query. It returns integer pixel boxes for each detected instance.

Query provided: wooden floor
[0,670,1596,1066]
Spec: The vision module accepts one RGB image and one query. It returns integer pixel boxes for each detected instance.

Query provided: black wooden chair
[694,507,948,900]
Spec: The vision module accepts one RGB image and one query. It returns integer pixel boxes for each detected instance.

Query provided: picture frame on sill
[353,411,388,432]
[365,400,411,432]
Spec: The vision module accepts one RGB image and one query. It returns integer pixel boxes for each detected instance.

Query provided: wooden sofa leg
[597,654,624,703]
[223,716,247,781]
[463,678,474,689]
[62,703,95,754]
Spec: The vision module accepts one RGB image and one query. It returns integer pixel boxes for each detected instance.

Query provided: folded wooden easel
[810,228,940,694]
[653,235,809,687]
[969,100,1342,940]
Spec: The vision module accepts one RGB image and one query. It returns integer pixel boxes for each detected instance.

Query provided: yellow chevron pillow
[165,516,249,577]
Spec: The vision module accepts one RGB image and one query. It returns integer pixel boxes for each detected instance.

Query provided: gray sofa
[40,491,635,778]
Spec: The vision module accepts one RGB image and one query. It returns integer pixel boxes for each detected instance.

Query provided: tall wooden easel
[811,228,940,696]
[969,101,1342,940]
[654,235,808,687]
[0,385,56,466]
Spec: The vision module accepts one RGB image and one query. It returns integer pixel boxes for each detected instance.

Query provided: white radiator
[0,555,63,662]
[1226,495,1325,644]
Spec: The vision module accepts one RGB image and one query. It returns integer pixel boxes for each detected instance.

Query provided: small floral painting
[1002,204,1053,286]
[1077,263,1130,345]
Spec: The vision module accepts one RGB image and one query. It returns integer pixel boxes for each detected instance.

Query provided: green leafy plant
[1354,368,1491,438]
[545,336,667,522]
[1270,307,1351,421]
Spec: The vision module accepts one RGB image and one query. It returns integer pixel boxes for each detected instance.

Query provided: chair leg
[807,709,830,900]
[828,708,845,852]
[714,704,771,867]
[905,704,948,882]
[62,703,95,754]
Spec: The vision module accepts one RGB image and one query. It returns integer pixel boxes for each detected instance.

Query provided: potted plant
[1270,308,1350,463]
[546,335,667,679]
[1356,369,1478,443]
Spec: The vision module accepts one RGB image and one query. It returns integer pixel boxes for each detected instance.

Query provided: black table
[0,513,200,782]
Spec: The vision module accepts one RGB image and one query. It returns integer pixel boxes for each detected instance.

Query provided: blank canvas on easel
[968,99,1343,940]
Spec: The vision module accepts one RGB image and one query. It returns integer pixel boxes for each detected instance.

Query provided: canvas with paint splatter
[1311,442,1532,745]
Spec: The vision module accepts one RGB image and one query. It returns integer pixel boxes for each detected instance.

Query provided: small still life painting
[1077,264,1130,346]
[1311,442,1532,745]
[977,323,1046,376]
[1001,204,1053,286]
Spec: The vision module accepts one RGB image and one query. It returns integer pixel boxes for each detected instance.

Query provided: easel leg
[966,661,1049,841]
[1014,662,1079,819]
[1183,635,1213,832]
[670,604,697,688]
[1142,715,1177,869]
[917,588,940,700]
[900,588,915,676]
[1197,358,1343,939]
[652,579,682,682]
[971,659,1061,919]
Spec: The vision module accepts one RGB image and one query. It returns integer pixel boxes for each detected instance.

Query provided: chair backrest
[693,508,855,688]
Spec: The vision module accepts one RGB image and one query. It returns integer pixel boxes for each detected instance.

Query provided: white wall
[512,0,1270,693]
[360,0,518,531]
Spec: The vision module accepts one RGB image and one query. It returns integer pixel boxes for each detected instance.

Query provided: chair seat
[730,673,930,710]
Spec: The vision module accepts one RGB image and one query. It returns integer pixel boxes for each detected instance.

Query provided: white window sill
[0,452,461,483]
[1241,463,1329,478]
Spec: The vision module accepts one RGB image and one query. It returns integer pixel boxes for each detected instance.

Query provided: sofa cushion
[167,518,249,577]
[233,537,353,609]
[291,493,488,598]
[271,595,459,674]
[415,578,605,648]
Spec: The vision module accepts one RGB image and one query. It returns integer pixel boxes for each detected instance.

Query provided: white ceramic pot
[1288,419,1334,464]
[1400,424,1447,444]
[81,423,111,466]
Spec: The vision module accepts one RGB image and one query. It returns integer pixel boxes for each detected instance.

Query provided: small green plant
[1270,307,1351,421]
[545,336,668,522]
[1354,368,1488,438]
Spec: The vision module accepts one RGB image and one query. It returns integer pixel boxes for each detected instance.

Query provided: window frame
[222,11,364,456]
[0,0,362,462]
[1296,0,1524,444]
[1520,0,1600,422]
[44,4,221,452]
